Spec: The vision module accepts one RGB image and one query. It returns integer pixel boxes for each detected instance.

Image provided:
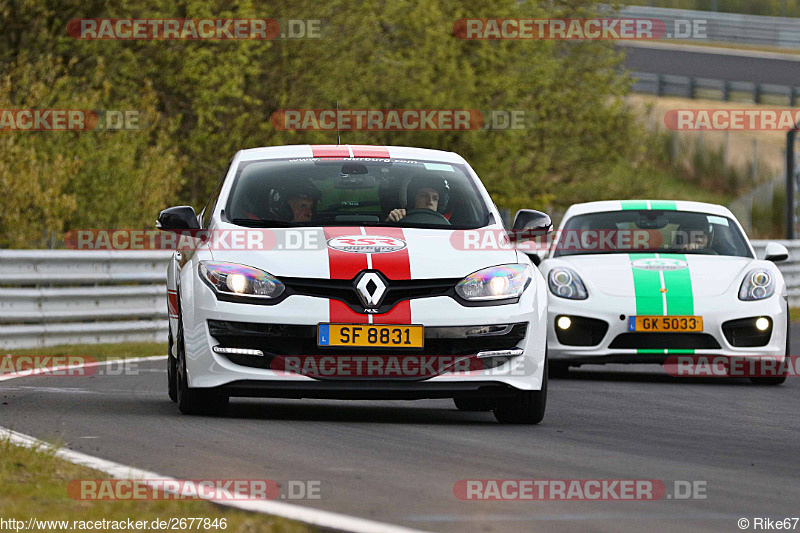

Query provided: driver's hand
[386,209,406,222]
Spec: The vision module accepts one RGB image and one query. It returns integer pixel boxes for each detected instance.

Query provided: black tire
[549,360,570,378]
[176,318,229,416]
[493,358,547,424]
[453,397,493,412]
[167,330,178,402]
[750,319,789,386]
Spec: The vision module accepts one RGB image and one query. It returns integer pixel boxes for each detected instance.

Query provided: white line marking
[346,144,355,158]
[0,356,426,533]
[0,355,167,382]
[360,226,374,324]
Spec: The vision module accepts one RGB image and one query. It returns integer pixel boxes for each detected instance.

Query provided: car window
[552,210,753,258]
[223,157,490,229]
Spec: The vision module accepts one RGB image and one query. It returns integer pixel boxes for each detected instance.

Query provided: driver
[270,179,321,222]
[386,175,450,222]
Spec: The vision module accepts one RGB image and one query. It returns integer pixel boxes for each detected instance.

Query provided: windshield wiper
[229,218,297,228]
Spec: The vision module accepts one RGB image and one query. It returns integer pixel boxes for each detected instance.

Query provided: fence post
[723,81,731,101]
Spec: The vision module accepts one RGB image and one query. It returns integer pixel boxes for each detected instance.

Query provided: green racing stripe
[629,253,695,355]
[623,200,693,353]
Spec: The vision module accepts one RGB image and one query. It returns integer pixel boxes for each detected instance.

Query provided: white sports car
[539,200,790,384]
[158,144,551,422]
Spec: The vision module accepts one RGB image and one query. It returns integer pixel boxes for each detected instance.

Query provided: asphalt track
[2,331,799,532]
[620,42,800,86]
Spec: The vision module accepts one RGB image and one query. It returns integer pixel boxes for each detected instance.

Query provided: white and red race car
[158,144,551,423]
[540,200,790,384]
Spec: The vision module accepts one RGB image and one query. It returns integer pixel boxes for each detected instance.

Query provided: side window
[200,162,231,229]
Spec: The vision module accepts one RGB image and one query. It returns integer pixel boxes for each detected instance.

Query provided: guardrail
[0,250,172,350]
[0,244,797,349]
[616,6,800,49]
[630,71,800,105]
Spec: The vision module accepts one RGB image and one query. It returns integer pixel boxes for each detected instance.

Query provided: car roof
[236,144,468,164]
[563,200,736,219]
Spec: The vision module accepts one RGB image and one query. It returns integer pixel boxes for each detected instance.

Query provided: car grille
[608,333,721,350]
[280,276,459,313]
[208,320,528,378]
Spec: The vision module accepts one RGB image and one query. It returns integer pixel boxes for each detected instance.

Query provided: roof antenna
[336,101,341,145]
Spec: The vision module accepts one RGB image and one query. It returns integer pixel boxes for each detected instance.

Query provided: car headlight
[199,261,285,299]
[739,269,774,301]
[455,264,532,301]
[548,267,588,300]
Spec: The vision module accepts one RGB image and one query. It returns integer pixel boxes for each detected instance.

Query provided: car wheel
[176,318,229,416]
[493,358,547,424]
[453,397,493,411]
[167,330,178,402]
[750,319,789,386]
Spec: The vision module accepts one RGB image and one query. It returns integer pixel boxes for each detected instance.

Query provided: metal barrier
[630,71,800,105]
[0,244,798,349]
[616,6,800,49]
[0,250,172,349]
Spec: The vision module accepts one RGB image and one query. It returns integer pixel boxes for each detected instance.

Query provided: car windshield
[224,156,490,229]
[552,210,753,258]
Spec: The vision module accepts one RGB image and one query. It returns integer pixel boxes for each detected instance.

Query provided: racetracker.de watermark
[453,18,706,40]
[268,354,527,378]
[665,355,800,378]
[0,109,142,131]
[270,109,527,131]
[65,228,707,252]
[68,479,323,500]
[68,18,322,40]
[0,355,142,378]
[454,479,707,500]
[665,109,800,131]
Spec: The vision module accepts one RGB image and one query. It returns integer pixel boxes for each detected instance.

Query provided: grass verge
[2,342,167,361]
[0,438,311,532]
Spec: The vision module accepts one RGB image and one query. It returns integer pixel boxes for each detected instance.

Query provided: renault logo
[355,272,387,309]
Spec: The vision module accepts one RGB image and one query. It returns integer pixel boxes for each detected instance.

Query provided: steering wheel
[401,208,451,225]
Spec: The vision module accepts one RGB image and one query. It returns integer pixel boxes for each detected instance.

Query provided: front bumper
[176,266,548,393]
[546,291,787,364]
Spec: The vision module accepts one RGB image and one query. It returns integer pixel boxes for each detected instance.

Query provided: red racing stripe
[310,145,350,158]
[364,227,412,324]
[323,227,369,323]
[364,227,411,280]
[350,145,390,158]
[167,290,179,319]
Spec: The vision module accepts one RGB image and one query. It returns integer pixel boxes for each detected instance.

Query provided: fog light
[755,317,770,331]
[557,316,572,330]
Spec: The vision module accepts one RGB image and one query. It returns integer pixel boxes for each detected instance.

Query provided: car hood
[545,253,756,298]
[208,226,519,279]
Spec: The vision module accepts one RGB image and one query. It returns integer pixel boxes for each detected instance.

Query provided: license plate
[629,316,703,332]
[317,324,424,348]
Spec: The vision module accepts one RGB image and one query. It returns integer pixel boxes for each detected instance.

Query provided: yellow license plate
[630,316,703,332]
[318,324,424,348]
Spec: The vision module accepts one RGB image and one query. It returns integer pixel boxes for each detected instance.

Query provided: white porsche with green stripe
[539,200,790,384]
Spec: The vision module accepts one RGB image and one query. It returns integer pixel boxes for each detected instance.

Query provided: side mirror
[512,209,552,233]
[157,206,200,231]
[764,242,789,262]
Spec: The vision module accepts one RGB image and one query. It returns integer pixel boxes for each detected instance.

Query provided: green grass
[790,308,800,322]
[0,438,311,532]
[2,342,167,360]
